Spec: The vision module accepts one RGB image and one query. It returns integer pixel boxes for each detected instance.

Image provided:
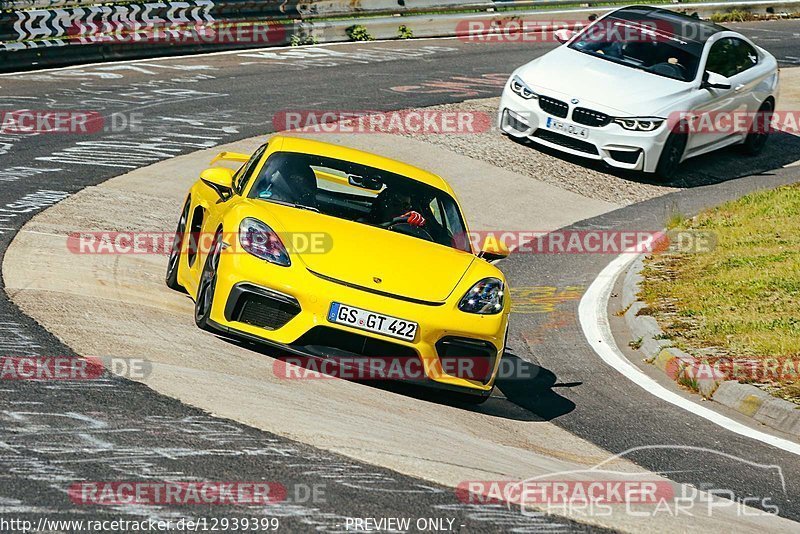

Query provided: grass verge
[639,184,800,403]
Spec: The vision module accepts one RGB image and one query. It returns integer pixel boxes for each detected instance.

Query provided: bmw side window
[706,38,758,78]
[233,144,267,195]
[735,39,759,73]
[706,39,737,77]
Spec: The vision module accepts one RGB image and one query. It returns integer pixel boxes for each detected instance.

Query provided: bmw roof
[609,5,727,44]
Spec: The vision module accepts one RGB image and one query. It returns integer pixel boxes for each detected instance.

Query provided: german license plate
[328,302,417,341]
[546,117,589,139]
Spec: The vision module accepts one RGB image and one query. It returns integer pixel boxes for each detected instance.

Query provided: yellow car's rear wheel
[195,229,222,332]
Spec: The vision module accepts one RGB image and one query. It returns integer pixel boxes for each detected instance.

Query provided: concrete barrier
[2,0,800,72]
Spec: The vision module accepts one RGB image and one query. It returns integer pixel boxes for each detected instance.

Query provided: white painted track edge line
[578,244,800,456]
[0,36,462,77]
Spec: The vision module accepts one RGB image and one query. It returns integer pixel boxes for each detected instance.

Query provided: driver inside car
[368,188,426,228]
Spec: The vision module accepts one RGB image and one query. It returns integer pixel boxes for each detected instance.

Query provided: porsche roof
[271,135,452,193]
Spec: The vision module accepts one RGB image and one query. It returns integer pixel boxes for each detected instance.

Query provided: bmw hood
[256,203,476,303]
[515,46,693,116]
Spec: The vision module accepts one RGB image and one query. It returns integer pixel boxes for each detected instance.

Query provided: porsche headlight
[510,75,538,100]
[458,278,504,315]
[613,117,665,132]
[239,217,290,266]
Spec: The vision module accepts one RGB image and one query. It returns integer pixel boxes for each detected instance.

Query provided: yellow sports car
[166,136,510,402]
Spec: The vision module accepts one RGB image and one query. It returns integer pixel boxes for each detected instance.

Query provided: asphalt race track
[2,18,800,532]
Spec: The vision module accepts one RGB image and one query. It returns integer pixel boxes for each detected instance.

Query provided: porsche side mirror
[554,28,575,44]
[478,239,510,262]
[200,167,235,200]
[701,71,732,90]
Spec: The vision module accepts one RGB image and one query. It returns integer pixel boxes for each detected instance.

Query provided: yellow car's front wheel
[166,197,191,293]
[195,229,223,332]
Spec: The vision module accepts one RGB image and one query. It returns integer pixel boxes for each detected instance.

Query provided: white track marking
[0,36,462,77]
[578,238,800,456]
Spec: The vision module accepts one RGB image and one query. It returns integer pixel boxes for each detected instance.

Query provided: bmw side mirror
[200,167,235,200]
[701,71,732,90]
[553,28,575,44]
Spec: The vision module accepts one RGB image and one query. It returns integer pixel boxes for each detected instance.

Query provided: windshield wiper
[261,198,320,212]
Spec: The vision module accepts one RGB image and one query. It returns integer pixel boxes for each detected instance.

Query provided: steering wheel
[381,216,434,242]
[650,62,686,80]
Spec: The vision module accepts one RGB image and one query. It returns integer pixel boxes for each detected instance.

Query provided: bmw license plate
[328,302,418,342]
[546,117,589,139]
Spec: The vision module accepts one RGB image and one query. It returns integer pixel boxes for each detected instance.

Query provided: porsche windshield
[568,18,702,82]
[246,151,471,252]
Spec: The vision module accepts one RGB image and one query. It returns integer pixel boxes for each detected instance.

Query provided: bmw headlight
[613,117,665,132]
[510,75,538,100]
[239,217,290,266]
[458,278,505,315]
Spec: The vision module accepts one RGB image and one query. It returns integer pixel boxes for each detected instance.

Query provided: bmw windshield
[568,18,703,82]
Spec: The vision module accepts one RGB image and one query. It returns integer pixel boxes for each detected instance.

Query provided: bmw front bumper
[498,87,672,173]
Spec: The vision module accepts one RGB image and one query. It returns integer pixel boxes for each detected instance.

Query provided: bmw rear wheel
[740,99,774,156]
[195,229,222,332]
[165,197,191,292]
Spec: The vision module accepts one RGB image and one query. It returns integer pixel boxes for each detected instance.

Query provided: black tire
[165,197,191,292]
[654,129,687,182]
[194,229,222,332]
[739,99,774,156]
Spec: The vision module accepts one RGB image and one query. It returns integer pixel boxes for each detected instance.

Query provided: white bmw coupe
[499,6,779,180]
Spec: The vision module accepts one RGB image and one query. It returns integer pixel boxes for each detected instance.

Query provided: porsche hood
[251,202,477,303]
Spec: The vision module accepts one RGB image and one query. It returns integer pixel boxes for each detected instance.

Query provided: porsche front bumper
[205,249,508,395]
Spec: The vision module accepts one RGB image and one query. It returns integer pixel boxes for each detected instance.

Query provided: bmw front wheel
[654,129,688,182]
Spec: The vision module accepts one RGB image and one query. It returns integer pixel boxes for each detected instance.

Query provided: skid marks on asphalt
[390,73,509,99]
[0,384,580,531]
[237,45,459,70]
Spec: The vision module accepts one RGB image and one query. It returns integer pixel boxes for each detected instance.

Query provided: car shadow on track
[491,353,578,421]
[218,336,575,421]
[510,131,800,187]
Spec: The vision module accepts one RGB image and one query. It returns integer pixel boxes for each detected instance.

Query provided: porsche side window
[233,144,267,195]
[312,165,382,198]
[428,197,444,226]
